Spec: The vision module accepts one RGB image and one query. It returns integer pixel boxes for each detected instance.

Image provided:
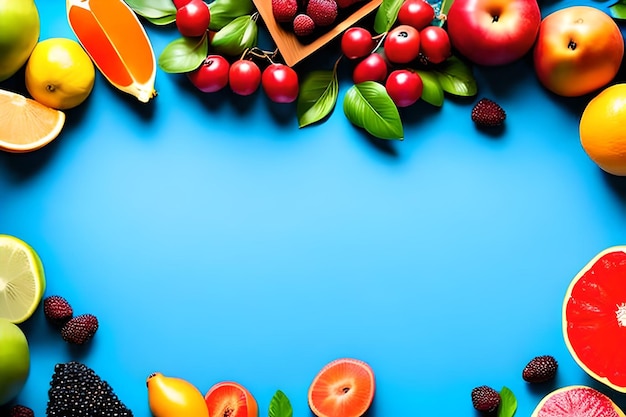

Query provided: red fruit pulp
[205,381,258,417]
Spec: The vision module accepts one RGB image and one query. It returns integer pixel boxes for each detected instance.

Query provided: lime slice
[0,235,46,323]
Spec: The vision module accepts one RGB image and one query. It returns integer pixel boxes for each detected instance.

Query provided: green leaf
[297,70,339,128]
[124,0,176,21]
[415,70,444,107]
[208,0,255,30]
[374,0,404,34]
[610,1,626,19]
[158,36,208,73]
[144,14,176,25]
[210,15,258,56]
[498,386,517,417]
[433,56,477,96]
[268,390,293,417]
[439,0,454,16]
[343,82,403,140]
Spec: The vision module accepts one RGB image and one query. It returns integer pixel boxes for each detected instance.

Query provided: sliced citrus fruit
[308,358,375,417]
[204,381,258,417]
[563,246,626,392]
[531,385,626,417]
[0,88,65,153]
[66,0,157,103]
[0,234,46,323]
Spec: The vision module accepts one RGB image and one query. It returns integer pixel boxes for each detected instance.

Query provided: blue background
[2,0,626,415]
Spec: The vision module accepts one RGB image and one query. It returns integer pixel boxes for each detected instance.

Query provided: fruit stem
[371,32,387,55]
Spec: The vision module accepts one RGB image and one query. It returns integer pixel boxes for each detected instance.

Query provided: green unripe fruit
[0,318,30,405]
[0,0,40,82]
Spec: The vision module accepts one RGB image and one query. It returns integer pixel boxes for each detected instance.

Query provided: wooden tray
[252,0,383,67]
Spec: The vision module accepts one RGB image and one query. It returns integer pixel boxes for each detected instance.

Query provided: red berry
[61,314,99,345]
[385,69,423,107]
[229,60,262,96]
[306,0,337,27]
[352,53,387,84]
[187,55,230,93]
[175,0,210,38]
[272,0,298,23]
[341,27,375,60]
[262,63,299,103]
[293,13,316,37]
[43,295,74,325]
[397,0,436,30]
[383,24,421,64]
[419,26,451,64]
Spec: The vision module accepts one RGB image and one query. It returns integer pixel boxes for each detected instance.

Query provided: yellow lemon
[25,38,95,110]
[580,83,626,176]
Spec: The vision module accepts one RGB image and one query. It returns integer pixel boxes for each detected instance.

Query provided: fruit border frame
[124,0,475,141]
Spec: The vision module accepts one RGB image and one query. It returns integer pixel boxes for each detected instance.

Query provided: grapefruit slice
[531,385,625,417]
[0,89,65,153]
[563,246,626,392]
[66,0,157,103]
[0,234,46,323]
[204,381,258,417]
[308,358,375,417]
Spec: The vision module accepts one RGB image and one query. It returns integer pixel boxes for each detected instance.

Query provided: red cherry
[187,54,230,93]
[176,0,210,38]
[341,27,375,60]
[262,64,299,103]
[173,0,191,9]
[352,53,388,84]
[385,69,423,107]
[419,26,451,64]
[229,60,262,96]
[383,25,421,64]
[397,0,436,30]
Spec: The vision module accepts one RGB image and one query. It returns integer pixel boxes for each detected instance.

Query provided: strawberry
[61,314,99,345]
[522,355,558,383]
[471,385,500,413]
[9,405,34,417]
[43,295,73,325]
[306,0,338,26]
[293,13,315,37]
[272,0,298,23]
[471,98,506,127]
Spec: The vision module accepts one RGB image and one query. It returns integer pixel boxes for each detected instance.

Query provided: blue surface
[2,0,626,416]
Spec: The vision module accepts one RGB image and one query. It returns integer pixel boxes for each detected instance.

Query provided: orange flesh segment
[309,360,374,417]
[0,90,65,152]
[565,250,626,388]
[206,384,249,416]
[68,6,133,87]
[89,0,154,84]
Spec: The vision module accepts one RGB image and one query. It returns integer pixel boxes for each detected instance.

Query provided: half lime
[0,235,45,323]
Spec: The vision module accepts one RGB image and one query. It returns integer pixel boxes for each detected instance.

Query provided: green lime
[0,235,45,323]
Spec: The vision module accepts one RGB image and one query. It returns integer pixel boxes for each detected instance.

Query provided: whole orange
[579,83,626,176]
[533,6,624,97]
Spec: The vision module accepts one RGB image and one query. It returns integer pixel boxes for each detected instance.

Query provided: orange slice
[0,89,65,153]
[308,358,375,417]
[204,381,258,417]
[66,0,157,103]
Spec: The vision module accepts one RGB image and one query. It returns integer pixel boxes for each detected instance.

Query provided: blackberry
[522,355,558,383]
[471,385,501,413]
[61,314,99,345]
[46,361,133,417]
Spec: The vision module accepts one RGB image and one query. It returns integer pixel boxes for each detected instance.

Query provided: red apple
[446,0,541,66]
[533,6,624,97]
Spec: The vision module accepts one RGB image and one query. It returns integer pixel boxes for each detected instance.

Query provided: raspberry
[306,0,338,26]
[471,385,501,413]
[61,314,99,345]
[471,98,506,127]
[522,355,558,383]
[9,405,34,417]
[43,295,73,325]
[293,13,315,37]
[272,0,298,23]
[46,361,133,417]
